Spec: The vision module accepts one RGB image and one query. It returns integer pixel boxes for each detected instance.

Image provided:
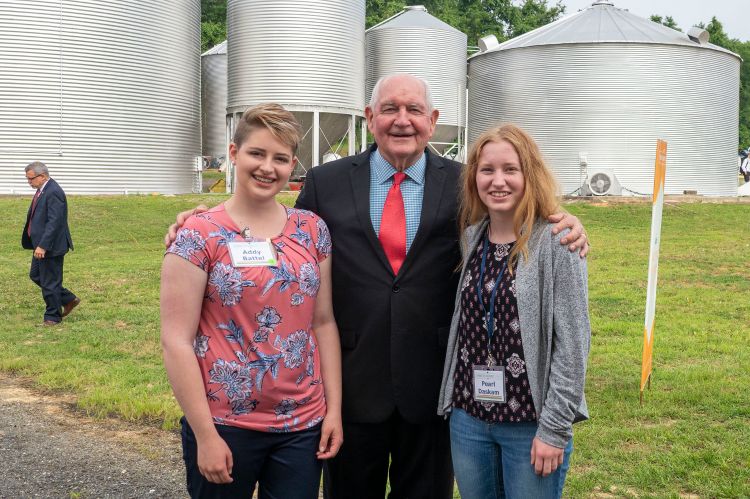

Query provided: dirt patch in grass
[592,485,643,498]
[641,418,678,429]
[0,372,180,463]
[0,372,185,497]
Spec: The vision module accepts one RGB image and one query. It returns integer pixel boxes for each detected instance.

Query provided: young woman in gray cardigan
[438,124,590,499]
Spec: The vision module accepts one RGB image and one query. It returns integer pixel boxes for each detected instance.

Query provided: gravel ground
[0,374,186,499]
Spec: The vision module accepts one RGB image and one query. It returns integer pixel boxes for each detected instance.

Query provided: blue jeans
[449,408,572,499]
[181,417,322,499]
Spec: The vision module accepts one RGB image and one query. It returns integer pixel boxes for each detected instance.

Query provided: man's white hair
[369,74,434,111]
[25,161,49,175]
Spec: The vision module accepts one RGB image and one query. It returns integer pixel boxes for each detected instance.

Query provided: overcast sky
[559,0,748,41]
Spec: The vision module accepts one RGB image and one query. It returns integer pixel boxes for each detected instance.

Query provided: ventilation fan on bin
[583,169,621,196]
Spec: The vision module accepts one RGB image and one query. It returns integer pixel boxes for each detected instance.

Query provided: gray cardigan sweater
[438,218,590,448]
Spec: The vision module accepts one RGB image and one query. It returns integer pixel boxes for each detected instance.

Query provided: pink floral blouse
[167,204,332,432]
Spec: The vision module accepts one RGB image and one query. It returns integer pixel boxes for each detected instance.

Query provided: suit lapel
[350,148,394,274]
[400,152,448,274]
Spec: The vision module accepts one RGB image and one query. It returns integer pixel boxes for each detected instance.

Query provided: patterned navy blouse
[452,238,537,423]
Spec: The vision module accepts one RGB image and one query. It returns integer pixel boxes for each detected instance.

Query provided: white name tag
[473,366,506,403]
[227,240,278,267]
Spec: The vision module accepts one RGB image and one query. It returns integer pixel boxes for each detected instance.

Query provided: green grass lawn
[0,195,748,497]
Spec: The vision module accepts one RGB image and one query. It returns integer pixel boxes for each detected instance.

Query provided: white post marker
[641,139,667,404]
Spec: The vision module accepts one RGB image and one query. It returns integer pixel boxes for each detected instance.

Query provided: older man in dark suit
[22,161,79,326]
[166,74,588,498]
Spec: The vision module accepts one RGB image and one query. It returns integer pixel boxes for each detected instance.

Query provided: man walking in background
[22,161,79,326]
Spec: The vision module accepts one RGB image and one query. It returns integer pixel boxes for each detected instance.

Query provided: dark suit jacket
[296,145,461,424]
[22,178,74,257]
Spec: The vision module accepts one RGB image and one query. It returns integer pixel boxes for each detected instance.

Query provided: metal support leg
[313,111,320,167]
[225,114,235,193]
[361,119,367,152]
[348,115,356,156]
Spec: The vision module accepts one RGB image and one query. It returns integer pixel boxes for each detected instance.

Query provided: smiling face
[229,126,297,202]
[365,75,439,170]
[475,139,526,222]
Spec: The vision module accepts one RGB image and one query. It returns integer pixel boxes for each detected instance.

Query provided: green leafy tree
[650,15,681,32]
[201,0,226,52]
[698,17,738,51]
[202,0,226,22]
[201,22,226,53]
[365,0,405,28]
[736,42,750,148]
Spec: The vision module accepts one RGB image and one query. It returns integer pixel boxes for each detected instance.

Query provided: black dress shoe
[62,297,81,317]
[42,320,61,326]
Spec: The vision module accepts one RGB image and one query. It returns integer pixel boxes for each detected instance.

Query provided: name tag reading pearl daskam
[228,240,278,267]
[472,365,506,403]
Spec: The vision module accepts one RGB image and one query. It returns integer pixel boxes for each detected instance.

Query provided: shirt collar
[371,148,427,186]
[38,179,50,193]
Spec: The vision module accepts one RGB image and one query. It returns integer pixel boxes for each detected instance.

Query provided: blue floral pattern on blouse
[166,205,331,432]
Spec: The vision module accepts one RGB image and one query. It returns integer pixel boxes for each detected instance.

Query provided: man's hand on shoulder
[548,212,589,258]
[164,205,209,248]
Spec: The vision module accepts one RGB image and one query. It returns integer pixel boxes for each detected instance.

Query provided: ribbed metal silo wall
[202,51,228,159]
[468,44,740,196]
[0,0,201,194]
[226,0,365,113]
[366,27,467,137]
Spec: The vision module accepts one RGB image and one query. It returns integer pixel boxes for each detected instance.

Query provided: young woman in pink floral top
[161,104,342,498]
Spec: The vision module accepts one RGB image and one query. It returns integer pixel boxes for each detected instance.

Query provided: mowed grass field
[0,194,748,497]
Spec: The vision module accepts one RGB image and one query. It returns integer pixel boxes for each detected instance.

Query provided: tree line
[201,0,749,148]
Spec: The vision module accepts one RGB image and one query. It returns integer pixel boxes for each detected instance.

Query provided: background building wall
[0,0,201,194]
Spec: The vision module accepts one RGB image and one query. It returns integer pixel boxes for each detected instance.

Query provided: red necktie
[27,189,41,236]
[379,172,407,274]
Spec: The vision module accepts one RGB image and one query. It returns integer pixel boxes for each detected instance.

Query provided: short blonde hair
[459,124,560,271]
[232,103,301,152]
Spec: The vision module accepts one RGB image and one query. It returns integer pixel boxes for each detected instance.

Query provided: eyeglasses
[26,173,43,182]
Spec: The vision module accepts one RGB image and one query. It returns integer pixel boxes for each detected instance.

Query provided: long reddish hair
[459,124,560,271]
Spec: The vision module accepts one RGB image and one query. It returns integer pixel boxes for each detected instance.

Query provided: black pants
[323,410,453,499]
[181,417,323,499]
[29,254,76,323]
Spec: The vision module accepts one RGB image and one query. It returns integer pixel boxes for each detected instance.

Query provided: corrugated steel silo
[0,0,202,194]
[468,0,741,196]
[227,0,365,177]
[202,41,228,162]
[366,6,468,158]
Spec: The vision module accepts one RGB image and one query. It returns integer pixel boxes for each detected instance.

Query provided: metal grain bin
[202,41,228,162]
[366,6,467,157]
[227,0,365,174]
[468,0,741,196]
[0,0,201,194]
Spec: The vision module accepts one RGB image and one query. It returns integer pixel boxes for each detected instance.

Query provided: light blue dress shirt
[369,148,426,251]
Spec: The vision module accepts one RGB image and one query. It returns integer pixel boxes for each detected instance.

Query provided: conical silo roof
[369,5,464,33]
[475,0,738,59]
[202,40,227,56]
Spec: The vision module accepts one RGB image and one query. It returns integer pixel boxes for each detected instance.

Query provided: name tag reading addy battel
[473,366,506,403]
[228,240,278,267]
